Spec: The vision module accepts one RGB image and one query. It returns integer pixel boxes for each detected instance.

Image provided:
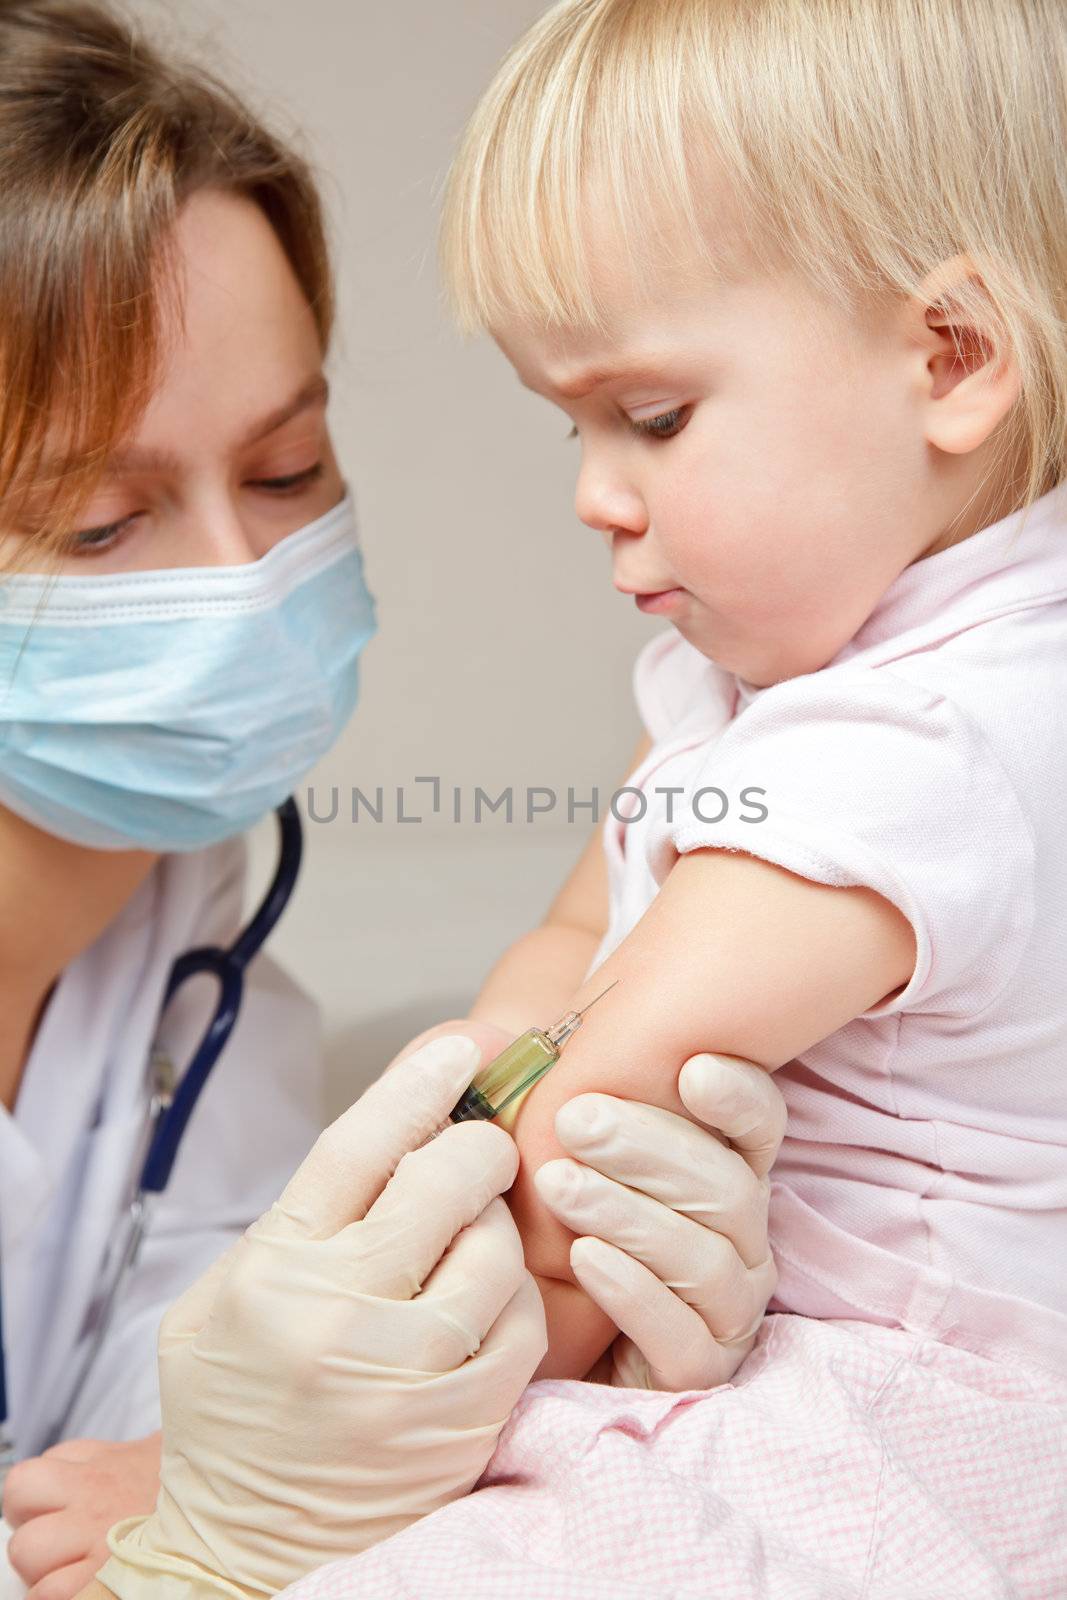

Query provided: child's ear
[912,251,1021,456]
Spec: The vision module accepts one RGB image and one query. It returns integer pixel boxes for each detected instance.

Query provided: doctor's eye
[566,424,579,441]
[249,462,325,494]
[72,515,139,555]
[630,406,692,440]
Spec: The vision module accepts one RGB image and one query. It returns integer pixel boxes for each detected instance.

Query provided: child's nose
[573,455,648,539]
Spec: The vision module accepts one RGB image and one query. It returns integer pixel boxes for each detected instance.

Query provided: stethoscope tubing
[141,797,303,1194]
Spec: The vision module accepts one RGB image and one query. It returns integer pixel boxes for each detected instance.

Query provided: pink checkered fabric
[281,1312,1067,1600]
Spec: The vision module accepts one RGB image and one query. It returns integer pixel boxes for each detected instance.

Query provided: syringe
[449,979,620,1127]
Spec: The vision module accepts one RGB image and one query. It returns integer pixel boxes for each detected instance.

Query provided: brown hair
[0,0,334,568]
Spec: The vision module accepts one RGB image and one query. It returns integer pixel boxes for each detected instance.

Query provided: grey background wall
[127,0,666,1117]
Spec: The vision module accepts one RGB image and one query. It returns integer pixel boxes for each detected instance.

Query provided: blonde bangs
[440,0,1067,511]
[439,0,752,336]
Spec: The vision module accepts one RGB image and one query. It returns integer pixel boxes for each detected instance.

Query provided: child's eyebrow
[519,354,681,402]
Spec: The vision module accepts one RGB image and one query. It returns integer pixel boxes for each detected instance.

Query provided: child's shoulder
[637,588,1067,792]
[641,641,1040,1022]
[632,623,967,762]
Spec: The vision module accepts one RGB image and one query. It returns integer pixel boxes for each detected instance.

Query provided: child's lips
[613,576,687,614]
[633,587,686,614]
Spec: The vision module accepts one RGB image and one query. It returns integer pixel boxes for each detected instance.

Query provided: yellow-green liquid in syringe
[448,980,619,1131]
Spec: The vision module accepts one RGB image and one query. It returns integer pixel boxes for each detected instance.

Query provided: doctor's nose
[573,452,648,542]
[187,493,266,567]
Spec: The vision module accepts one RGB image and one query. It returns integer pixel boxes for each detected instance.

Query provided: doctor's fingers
[553,1093,770,1268]
[335,1117,519,1299]
[454,1272,548,1416]
[2,1452,77,1526]
[263,1034,484,1241]
[158,1237,246,1349]
[26,1562,96,1600]
[572,1238,766,1392]
[4,1442,106,1545]
[7,1503,92,1584]
[678,1053,788,1181]
[536,1159,777,1346]
[378,1197,534,1372]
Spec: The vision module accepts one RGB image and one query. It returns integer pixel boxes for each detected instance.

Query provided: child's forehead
[494,303,713,397]
[486,167,817,374]
[492,261,893,403]
[492,265,801,395]
[490,220,727,355]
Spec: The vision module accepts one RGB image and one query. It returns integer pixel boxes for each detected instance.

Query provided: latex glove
[388,1023,786,1391]
[534,1051,786,1390]
[96,1033,547,1600]
[3,1434,160,1600]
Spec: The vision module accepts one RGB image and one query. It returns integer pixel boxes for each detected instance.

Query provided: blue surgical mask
[0,488,377,850]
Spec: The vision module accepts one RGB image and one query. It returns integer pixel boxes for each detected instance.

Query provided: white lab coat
[0,833,325,1460]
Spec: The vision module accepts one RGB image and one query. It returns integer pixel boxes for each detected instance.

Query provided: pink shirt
[587,483,1067,1383]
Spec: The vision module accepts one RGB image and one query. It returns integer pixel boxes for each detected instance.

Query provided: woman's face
[2,188,344,574]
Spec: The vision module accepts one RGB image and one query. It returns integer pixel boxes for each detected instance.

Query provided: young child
[423,0,1067,1389]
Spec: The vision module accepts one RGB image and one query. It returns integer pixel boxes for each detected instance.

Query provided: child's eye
[631,407,692,440]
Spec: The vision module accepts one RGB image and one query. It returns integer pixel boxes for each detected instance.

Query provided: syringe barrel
[449,1028,558,1126]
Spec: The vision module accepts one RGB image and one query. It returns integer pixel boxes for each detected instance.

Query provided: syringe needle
[574,978,619,1019]
[450,979,624,1126]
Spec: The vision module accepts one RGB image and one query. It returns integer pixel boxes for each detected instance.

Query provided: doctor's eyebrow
[41,372,331,481]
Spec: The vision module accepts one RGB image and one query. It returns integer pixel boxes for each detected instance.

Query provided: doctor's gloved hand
[388,1021,786,1393]
[95,1034,547,1600]
[537,1052,786,1391]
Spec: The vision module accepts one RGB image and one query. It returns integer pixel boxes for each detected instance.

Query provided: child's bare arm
[506,844,917,1380]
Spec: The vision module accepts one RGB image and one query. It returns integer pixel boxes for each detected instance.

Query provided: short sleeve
[633,629,736,744]
[655,667,1035,1017]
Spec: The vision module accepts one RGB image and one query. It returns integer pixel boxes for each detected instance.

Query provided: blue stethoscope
[0,797,303,1479]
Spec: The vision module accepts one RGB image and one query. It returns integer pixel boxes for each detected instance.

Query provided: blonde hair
[0,0,334,569]
[440,0,1067,519]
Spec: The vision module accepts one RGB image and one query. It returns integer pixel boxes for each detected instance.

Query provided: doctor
[0,0,377,1581]
[0,3,786,1595]
[0,0,360,1487]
